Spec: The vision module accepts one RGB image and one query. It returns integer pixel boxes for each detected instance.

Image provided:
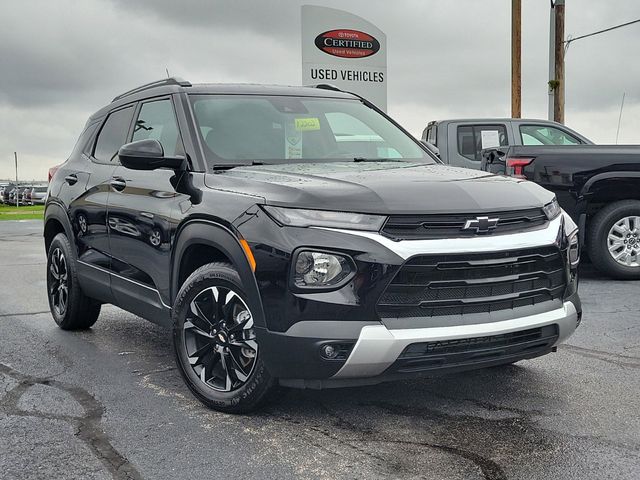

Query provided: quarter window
[132,99,183,156]
[93,106,135,164]
[457,125,508,161]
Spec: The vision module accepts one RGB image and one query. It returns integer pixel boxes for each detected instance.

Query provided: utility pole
[548,1,556,120]
[553,0,565,123]
[14,152,18,207]
[511,0,522,118]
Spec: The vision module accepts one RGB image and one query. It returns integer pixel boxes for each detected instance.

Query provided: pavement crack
[0,363,143,480]
[0,310,51,318]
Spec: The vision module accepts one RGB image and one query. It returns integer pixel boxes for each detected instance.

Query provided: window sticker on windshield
[285,122,303,159]
[294,117,320,131]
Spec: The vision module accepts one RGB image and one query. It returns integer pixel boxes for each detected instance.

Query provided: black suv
[45,78,581,412]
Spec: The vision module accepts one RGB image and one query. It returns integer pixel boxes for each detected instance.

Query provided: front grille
[388,324,559,373]
[382,208,547,240]
[377,246,566,318]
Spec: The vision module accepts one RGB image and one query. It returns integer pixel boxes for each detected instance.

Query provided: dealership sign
[302,6,387,111]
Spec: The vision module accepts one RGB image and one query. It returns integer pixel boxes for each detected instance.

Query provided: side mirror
[118,139,186,171]
[420,140,440,157]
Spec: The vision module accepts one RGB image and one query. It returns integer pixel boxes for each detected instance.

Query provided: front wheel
[588,200,640,279]
[172,262,275,413]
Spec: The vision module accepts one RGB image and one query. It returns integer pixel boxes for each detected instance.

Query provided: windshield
[189,94,433,168]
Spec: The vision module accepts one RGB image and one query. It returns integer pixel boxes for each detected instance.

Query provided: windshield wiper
[212,161,267,171]
[353,157,405,163]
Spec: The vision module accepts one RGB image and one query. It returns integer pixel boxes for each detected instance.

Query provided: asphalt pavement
[1,220,638,480]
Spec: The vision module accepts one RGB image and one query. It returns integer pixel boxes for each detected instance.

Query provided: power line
[565,18,640,46]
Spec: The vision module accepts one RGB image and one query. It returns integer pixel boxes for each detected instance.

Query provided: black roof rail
[112,77,192,102]
[307,83,343,92]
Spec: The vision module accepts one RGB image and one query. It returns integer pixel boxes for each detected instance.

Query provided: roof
[428,118,563,126]
[89,78,358,121]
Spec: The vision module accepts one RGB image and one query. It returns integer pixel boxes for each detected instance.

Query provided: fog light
[321,344,337,359]
[319,342,354,360]
[293,250,354,288]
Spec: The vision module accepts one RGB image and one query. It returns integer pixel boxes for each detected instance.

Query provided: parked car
[481,145,640,279]
[0,183,12,204]
[421,118,592,169]
[19,185,33,206]
[7,186,19,205]
[29,186,49,205]
[45,78,581,413]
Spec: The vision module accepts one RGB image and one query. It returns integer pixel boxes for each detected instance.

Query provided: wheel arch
[171,218,266,328]
[579,173,640,241]
[44,202,74,254]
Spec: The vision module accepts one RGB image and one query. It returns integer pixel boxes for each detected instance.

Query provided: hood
[204,162,554,214]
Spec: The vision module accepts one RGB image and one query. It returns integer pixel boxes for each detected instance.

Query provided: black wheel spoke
[183,320,213,338]
[188,342,214,366]
[227,348,249,381]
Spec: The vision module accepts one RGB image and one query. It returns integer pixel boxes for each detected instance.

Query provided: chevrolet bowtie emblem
[463,216,499,233]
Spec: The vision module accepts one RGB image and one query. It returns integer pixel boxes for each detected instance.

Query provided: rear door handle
[64,174,78,185]
[110,177,127,192]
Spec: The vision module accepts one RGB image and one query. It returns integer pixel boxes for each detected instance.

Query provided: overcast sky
[1,0,639,180]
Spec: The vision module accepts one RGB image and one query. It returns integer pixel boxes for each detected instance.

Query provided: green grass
[0,204,44,220]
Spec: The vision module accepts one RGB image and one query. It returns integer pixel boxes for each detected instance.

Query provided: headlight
[263,206,386,231]
[542,198,561,220]
[568,230,580,267]
[293,250,355,288]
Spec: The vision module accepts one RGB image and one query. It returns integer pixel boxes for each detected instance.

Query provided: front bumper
[264,297,580,388]
[333,299,579,379]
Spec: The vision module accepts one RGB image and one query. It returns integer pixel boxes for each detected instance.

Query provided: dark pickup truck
[482,145,640,279]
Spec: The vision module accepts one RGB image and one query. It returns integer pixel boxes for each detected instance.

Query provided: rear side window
[93,106,135,164]
[457,125,508,161]
[68,123,98,159]
[520,125,581,145]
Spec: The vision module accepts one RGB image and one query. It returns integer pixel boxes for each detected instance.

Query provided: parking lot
[0,219,638,479]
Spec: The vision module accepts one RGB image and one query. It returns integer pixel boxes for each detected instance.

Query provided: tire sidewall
[172,264,272,412]
[590,202,640,279]
[47,233,76,327]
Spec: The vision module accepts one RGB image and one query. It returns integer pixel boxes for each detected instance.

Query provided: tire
[47,233,101,330]
[172,262,275,413]
[587,200,640,280]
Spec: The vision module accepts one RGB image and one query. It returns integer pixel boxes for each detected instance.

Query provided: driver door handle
[110,176,127,192]
[64,174,78,185]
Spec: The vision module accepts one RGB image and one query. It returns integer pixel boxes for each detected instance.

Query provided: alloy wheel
[182,286,258,392]
[48,248,69,316]
[607,216,640,267]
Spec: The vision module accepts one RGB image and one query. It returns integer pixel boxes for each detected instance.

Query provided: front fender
[171,219,266,328]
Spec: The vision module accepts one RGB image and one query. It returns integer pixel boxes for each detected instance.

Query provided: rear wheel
[47,233,101,329]
[173,262,275,413]
[588,200,640,279]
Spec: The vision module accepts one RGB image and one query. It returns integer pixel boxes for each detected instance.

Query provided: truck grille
[382,208,547,240]
[388,325,559,373]
[377,246,566,318]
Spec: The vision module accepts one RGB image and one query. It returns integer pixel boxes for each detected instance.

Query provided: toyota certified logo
[315,29,380,58]
[462,216,499,233]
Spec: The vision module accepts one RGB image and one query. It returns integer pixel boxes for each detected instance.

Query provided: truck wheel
[172,262,275,413]
[47,233,101,330]
[587,200,640,279]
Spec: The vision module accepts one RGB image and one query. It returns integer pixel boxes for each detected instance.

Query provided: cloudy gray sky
[1,0,639,180]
